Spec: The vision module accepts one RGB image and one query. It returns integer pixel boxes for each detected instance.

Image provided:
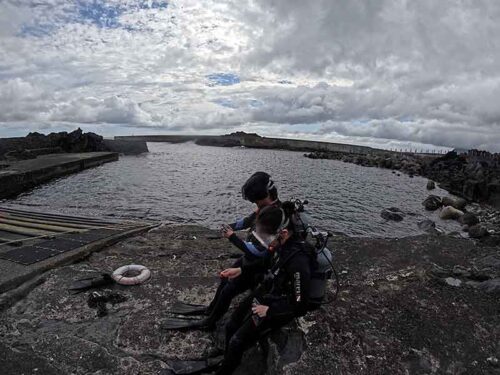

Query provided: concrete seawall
[241,136,376,154]
[115,134,378,155]
[103,139,149,155]
[0,152,119,200]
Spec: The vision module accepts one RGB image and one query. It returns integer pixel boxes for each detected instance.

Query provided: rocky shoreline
[306,150,500,210]
[0,129,148,162]
[380,192,500,248]
[0,225,499,375]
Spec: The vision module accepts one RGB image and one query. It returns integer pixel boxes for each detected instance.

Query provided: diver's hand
[221,224,234,238]
[220,267,242,279]
[252,304,269,318]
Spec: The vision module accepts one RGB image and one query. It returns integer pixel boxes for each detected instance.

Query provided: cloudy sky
[1,1,500,151]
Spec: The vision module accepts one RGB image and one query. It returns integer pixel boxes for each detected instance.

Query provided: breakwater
[115,132,377,155]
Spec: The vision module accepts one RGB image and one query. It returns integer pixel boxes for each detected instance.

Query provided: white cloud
[0,0,499,151]
[48,95,157,125]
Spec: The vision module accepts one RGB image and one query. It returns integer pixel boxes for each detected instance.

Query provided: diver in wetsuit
[204,172,281,328]
[164,172,281,331]
[215,205,313,375]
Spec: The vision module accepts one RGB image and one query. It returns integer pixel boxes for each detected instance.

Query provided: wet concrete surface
[0,225,499,374]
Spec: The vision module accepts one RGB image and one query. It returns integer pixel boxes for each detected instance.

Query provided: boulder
[442,196,467,210]
[422,195,442,211]
[463,179,489,202]
[426,180,436,190]
[468,224,489,239]
[418,219,436,232]
[381,207,405,222]
[439,206,464,220]
[459,212,480,226]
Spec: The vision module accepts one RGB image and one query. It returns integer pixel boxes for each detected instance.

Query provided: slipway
[0,206,157,294]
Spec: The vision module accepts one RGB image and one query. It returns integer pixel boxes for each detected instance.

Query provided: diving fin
[68,274,114,294]
[161,317,210,331]
[169,301,208,316]
[168,355,223,375]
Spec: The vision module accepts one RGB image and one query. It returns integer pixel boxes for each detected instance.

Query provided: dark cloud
[1,0,499,151]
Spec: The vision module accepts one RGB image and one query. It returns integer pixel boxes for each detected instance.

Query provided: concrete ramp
[0,207,157,293]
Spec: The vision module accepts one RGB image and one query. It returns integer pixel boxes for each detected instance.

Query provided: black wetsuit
[203,203,279,328]
[216,240,312,375]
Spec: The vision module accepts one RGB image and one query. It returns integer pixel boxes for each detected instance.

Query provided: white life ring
[112,264,151,285]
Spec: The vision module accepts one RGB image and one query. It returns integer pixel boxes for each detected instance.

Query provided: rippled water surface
[2,142,461,237]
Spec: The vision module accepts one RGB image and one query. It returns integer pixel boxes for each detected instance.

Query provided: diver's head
[253,205,292,251]
[241,172,278,208]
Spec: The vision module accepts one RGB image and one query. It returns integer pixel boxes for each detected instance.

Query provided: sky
[1,1,500,152]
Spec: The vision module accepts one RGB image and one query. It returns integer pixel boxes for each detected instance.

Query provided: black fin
[169,301,208,316]
[68,274,114,294]
[161,317,208,331]
[168,355,223,375]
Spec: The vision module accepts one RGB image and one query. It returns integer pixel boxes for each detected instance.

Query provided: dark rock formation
[381,207,405,221]
[468,224,489,239]
[459,212,480,227]
[422,195,442,211]
[0,128,109,161]
[417,219,437,233]
[305,149,500,209]
[426,180,436,190]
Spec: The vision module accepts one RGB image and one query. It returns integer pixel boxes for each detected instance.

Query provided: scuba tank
[282,199,339,307]
[309,246,333,305]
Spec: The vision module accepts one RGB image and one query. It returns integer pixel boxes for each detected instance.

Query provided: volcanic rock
[439,206,464,220]
[442,196,467,211]
[422,195,442,211]
[381,207,405,221]
[468,224,489,239]
[459,213,480,227]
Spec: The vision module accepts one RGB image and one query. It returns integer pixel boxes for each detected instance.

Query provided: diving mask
[252,210,289,249]
[252,230,279,248]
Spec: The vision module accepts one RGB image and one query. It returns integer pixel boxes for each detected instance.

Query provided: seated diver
[214,205,313,375]
[163,172,281,331]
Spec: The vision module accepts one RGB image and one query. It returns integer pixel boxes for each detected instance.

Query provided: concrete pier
[0,206,156,294]
[0,152,119,200]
